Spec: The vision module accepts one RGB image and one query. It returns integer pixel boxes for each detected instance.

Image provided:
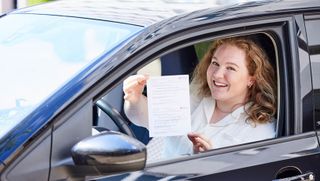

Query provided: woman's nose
[213,67,224,78]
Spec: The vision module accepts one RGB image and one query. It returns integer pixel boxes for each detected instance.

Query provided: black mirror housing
[71,131,146,174]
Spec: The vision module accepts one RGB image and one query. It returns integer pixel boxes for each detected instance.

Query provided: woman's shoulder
[236,120,276,142]
[254,121,276,134]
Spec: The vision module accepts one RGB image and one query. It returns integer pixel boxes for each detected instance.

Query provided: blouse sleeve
[124,95,149,128]
[189,81,202,113]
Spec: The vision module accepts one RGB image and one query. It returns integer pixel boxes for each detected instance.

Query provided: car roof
[11,0,320,27]
[11,0,218,27]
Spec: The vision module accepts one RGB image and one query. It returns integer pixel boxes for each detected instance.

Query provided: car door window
[96,32,280,163]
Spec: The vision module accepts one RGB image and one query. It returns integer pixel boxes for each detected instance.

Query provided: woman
[123,36,277,158]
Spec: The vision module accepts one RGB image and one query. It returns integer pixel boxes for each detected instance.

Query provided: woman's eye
[211,61,219,66]
[227,66,236,71]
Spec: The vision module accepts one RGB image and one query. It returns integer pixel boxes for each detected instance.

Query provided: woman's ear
[248,77,255,88]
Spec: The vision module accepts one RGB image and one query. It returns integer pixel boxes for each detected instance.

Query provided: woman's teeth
[214,81,227,87]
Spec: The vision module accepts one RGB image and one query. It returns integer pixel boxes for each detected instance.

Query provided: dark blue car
[1,0,320,180]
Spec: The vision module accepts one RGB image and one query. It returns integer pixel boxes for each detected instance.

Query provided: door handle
[273,172,314,181]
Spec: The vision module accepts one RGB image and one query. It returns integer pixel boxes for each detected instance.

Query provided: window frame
[92,16,297,152]
[304,13,320,131]
[45,15,303,168]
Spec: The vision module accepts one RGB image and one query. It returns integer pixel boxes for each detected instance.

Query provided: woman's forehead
[213,44,246,62]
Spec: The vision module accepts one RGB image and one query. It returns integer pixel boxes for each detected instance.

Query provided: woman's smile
[213,80,228,88]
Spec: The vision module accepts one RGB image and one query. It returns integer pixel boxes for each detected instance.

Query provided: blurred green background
[27,0,54,6]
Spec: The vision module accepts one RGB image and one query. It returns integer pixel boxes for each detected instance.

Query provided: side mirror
[71,131,146,175]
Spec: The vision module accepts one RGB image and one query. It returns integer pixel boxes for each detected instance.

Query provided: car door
[93,12,320,180]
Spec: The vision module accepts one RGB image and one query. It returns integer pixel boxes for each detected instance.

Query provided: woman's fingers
[187,132,201,144]
[194,136,212,151]
[123,75,147,92]
[123,75,149,101]
[123,74,148,85]
[188,133,212,153]
[123,80,144,94]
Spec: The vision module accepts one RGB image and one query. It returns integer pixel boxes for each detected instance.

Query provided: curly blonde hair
[192,36,277,124]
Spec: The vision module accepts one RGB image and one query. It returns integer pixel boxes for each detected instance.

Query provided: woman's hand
[187,132,212,153]
[123,74,149,104]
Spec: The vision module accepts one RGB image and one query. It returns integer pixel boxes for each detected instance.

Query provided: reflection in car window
[0,14,141,138]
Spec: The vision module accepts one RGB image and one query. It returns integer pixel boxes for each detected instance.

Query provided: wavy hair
[192,36,277,124]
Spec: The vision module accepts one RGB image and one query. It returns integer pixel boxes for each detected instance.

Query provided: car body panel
[3,129,51,181]
[293,14,314,133]
[96,133,320,180]
[304,14,320,131]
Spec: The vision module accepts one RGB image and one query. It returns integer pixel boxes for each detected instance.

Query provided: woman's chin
[211,94,227,101]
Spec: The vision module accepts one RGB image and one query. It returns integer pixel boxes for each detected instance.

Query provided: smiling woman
[189,36,277,152]
[120,36,277,160]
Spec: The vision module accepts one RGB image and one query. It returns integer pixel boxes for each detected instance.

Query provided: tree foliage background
[27,0,54,6]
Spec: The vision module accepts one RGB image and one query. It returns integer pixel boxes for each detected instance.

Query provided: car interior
[92,33,280,162]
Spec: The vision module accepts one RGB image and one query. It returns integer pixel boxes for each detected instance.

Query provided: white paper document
[147,75,191,137]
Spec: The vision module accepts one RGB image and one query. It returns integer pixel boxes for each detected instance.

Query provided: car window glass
[0,14,141,138]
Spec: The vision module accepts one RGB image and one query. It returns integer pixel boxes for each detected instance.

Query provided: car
[1,0,320,180]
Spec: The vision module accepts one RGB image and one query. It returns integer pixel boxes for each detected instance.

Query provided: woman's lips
[213,80,228,87]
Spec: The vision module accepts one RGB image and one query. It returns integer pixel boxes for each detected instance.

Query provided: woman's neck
[210,100,245,124]
[215,101,244,113]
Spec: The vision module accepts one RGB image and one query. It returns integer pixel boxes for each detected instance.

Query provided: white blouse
[124,94,276,160]
[163,97,276,159]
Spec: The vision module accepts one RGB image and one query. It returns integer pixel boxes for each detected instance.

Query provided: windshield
[0,14,141,138]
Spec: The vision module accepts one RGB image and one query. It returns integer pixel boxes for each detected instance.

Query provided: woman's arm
[124,95,149,128]
[123,75,149,128]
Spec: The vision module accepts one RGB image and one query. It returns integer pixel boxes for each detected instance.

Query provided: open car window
[94,33,279,163]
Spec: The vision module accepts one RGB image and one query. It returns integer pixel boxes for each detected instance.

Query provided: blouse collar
[203,97,247,126]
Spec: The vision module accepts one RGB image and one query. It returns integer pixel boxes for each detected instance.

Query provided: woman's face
[206,44,253,105]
